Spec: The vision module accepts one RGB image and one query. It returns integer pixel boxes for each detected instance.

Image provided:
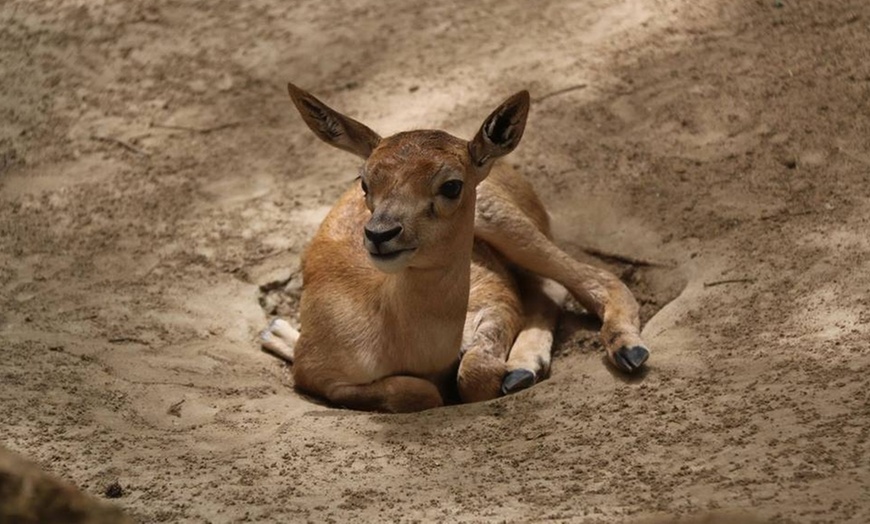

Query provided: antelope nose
[364,224,402,245]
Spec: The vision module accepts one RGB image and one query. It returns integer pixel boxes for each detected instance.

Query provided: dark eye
[439,180,463,199]
[361,179,368,195]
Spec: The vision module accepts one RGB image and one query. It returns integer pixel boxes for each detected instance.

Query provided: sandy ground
[1,0,869,522]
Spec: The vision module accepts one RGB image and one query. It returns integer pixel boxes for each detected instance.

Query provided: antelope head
[287,84,530,274]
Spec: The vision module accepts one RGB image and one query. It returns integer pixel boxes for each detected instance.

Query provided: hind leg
[476,176,649,373]
[457,245,524,403]
[259,318,298,363]
[502,276,567,394]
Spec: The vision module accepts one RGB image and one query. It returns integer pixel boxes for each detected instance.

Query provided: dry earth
[1,0,869,522]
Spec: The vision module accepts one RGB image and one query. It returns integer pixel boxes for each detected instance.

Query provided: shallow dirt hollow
[1,0,869,522]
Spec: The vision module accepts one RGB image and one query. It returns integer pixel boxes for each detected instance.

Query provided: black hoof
[501,369,536,395]
[613,345,649,373]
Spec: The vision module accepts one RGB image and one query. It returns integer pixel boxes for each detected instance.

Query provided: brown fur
[260,85,648,412]
[0,446,133,524]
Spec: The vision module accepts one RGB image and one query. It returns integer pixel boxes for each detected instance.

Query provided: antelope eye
[361,179,369,195]
[438,180,463,199]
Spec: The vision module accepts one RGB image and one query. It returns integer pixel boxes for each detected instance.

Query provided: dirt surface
[0,445,134,524]
[1,0,869,522]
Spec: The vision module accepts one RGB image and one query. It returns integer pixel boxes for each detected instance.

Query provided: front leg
[326,376,444,413]
[457,350,508,403]
[458,292,523,403]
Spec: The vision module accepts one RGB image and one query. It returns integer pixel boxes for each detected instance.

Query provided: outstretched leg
[502,276,566,394]
[476,176,649,372]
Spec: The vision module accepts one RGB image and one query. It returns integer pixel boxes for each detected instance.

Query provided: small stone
[104,481,124,498]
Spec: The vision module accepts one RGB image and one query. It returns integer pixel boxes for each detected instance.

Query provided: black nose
[364,225,402,245]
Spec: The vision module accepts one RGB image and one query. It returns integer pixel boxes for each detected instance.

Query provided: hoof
[613,345,649,373]
[501,369,536,395]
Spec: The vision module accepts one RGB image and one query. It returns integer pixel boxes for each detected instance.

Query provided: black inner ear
[302,98,343,140]
[485,105,519,146]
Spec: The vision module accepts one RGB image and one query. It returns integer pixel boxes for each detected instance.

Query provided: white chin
[368,250,414,273]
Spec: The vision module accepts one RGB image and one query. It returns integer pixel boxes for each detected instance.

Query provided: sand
[1,0,868,522]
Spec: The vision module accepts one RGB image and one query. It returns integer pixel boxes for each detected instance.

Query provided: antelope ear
[468,90,530,167]
[287,83,381,159]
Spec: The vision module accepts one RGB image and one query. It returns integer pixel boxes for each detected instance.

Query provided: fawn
[260,84,649,412]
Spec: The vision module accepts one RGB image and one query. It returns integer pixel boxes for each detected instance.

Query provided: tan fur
[261,85,649,412]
